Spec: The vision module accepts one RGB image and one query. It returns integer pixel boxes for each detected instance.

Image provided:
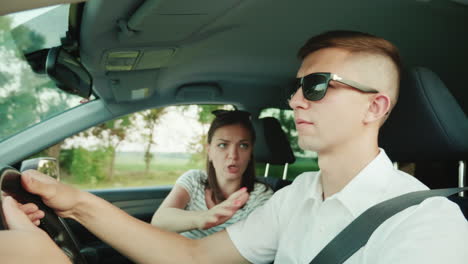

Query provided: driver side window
[28,104,233,189]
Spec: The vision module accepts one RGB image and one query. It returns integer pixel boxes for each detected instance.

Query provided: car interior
[0,0,467,263]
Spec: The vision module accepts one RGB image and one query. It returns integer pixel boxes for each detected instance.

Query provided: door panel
[91,186,171,222]
[66,186,172,264]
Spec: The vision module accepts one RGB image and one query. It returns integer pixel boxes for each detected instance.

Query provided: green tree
[139,108,166,174]
[11,24,46,54]
[69,147,108,184]
[0,17,13,89]
[85,115,134,180]
[0,17,42,138]
[0,16,70,141]
[277,110,303,155]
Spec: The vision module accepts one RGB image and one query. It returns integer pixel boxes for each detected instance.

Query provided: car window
[258,108,319,181]
[29,104,234,189]
[0,5,87,142]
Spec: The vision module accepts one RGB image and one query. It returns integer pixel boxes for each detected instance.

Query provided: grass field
[63,152,319,190]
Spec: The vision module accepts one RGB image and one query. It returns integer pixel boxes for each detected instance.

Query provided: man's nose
[289,87,309,110]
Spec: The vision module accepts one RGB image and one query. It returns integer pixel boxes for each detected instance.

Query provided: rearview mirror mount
[46,46,92,98]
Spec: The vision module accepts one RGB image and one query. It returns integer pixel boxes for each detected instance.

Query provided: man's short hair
[298,30,402,114]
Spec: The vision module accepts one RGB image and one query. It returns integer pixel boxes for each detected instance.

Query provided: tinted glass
[303,74,328,101]
[0,5,86,142]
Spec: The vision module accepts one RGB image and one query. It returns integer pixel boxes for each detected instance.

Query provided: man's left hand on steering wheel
[0,166,88,264]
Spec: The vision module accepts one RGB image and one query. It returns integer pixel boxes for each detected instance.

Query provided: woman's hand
[198,187,249,230]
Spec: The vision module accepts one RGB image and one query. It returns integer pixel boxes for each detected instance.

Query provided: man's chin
[298,138,321,152]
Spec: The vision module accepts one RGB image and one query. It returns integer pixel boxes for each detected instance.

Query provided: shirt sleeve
[226,186,289,264]
[246,183,274,211]
[175,170,203,200]
[365,197,468,264]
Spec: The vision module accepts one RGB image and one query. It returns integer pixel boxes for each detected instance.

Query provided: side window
[257,108,319,181]
[30,104,233,189]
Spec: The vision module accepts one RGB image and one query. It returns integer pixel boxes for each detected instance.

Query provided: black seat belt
[309,187,468,264]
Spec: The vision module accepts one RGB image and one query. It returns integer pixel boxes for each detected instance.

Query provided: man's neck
[318,136,380,199]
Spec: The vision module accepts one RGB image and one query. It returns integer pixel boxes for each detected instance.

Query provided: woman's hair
[204,110,258,204]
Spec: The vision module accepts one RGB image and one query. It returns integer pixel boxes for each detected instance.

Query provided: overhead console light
[105,51,140,71]
[104,48,176,71]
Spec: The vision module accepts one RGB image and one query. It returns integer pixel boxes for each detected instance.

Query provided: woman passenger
[151,110,273,239]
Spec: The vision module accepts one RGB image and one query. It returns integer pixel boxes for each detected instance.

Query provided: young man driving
[17,30,468,264]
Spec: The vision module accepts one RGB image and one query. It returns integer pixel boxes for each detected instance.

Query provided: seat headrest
[379,67,468,162]
[254,117,296,165]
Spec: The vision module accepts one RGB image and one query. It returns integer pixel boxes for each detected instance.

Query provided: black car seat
[254,117,295,191]
[379,67,468,218]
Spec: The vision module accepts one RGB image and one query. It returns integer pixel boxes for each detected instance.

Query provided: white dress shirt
[227,149,468,263]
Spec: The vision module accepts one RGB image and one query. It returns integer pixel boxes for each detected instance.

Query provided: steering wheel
[0,166,88,264]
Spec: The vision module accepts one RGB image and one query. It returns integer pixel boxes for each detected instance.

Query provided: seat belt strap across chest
[309,187,468,264]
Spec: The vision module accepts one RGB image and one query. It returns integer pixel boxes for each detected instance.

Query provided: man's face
[289,48,380,153]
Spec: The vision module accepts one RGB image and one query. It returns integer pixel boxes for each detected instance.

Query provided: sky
[7,5,58,28]
[64,106,207,153]
[120,106,206,153]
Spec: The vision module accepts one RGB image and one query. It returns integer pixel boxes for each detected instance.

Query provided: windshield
[0,4,85,142]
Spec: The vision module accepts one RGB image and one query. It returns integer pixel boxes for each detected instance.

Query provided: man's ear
[364,94,391,124]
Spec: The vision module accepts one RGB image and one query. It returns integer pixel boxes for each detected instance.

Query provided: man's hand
[3,196,44,232]
[19,170,83,220]
[2,196,72,264]
[198,187,249,230]
[1,191,44,225]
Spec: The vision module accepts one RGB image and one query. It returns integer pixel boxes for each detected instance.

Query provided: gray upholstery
[379,67,468,162]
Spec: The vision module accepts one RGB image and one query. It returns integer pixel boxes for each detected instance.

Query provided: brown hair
[298,30,402,110]
[204,110,258,204]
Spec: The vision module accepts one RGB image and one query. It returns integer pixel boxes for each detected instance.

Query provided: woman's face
[208,123,253,183]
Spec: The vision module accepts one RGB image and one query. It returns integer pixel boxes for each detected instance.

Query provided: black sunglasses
[290,72,379,101]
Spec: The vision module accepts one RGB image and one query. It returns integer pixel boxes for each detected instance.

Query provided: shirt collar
[334,148,394,217]
[306,148,395,217]
[306,170,323,201]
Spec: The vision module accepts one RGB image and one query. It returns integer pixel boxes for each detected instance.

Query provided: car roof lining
[74,0,468,116]
[1,0,468,164]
